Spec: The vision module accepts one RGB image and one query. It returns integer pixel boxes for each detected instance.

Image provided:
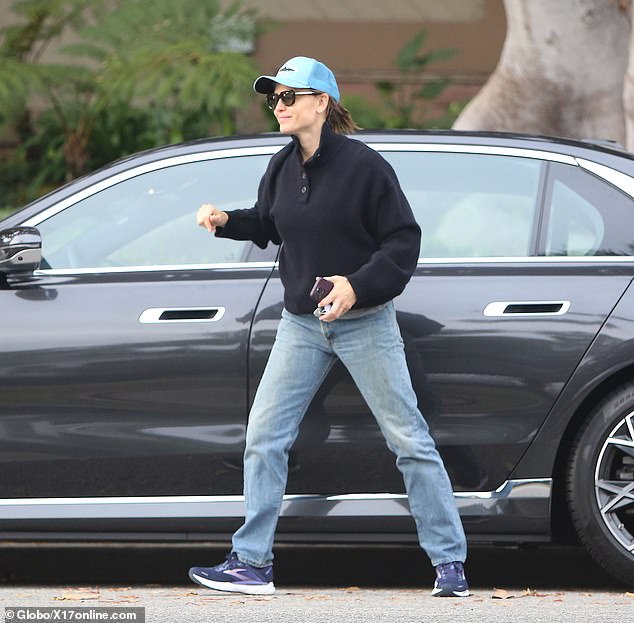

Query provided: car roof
[127,128,634,165]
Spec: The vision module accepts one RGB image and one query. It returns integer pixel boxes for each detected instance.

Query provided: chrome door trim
[417,256,634,264]
[139,306,226,324]
[483,301,571,318]
[0,478,551,520]
[30,255,634,278]
[33,261,277,276]
[576,157,634,199]
[370,143,578,165]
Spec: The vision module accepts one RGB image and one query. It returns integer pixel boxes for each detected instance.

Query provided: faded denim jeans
[232,302,467,568]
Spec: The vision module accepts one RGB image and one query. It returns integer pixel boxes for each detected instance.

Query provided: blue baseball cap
[254,56,340,102]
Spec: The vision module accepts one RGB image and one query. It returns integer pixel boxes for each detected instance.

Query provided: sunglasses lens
[280,91,296,106]
[267,90,298,109]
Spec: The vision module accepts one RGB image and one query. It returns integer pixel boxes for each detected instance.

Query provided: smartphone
[310,277,334,303]
[310,277,334,318]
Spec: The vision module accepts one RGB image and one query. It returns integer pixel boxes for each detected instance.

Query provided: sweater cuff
[346,273,370,308]
[213,215,232,238]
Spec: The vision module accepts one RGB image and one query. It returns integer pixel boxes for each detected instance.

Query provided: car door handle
[483,301,570,317]
[138,307,226,323]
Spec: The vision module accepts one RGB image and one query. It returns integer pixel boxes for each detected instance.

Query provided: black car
[1,130,634,585]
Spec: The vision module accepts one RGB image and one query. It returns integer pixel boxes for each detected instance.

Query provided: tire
[567,383,634,586]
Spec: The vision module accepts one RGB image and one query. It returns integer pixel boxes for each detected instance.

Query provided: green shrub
[343,30,463,130]
[0,0,266,212]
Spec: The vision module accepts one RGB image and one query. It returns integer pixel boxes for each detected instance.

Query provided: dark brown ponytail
[327,99,360,134]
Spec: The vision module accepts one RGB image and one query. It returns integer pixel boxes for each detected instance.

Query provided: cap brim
[253,75,311,94]
[253,76,277,94]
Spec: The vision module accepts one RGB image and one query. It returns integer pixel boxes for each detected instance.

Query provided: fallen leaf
[344,586,361,592]
[626,592,634,598]
[54,591,100,601]
[522,588,550,597]
[491,588,514,599]
[197,597,225,602]
[110,595,140,602]
[491,588,544,599]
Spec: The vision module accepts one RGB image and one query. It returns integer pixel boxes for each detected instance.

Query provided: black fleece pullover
[216,123,421,315]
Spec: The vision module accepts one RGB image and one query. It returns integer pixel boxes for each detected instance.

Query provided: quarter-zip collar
[291,122,343,167]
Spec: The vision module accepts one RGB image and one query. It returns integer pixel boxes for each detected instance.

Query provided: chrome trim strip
[33,261,277,276]
[576,158,634,198]
[369,143,578,164]
[0,478,551,520]
[453,478,551,499]
[483,301,571,318]
[138,306,225,324]
[22,146,286,227]
[30,255,634,277]
[417,256,634,264]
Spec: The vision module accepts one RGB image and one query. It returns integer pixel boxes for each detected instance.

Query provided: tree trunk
[453,0,629,144]
[63,129,90,180]
[623,2,634,150]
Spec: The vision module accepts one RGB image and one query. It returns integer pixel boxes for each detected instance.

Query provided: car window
[382,151,542,258]
[37,155,271,269]
[544,163,634,256]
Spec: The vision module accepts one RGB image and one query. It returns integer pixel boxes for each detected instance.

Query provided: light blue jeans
[232,302,466,568]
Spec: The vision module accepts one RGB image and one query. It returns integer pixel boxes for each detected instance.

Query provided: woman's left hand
[317,275,357,322]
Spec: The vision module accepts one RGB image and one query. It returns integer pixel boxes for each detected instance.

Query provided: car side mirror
[0,227,42,274]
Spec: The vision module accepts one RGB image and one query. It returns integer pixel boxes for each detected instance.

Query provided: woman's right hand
[196,203,229,233]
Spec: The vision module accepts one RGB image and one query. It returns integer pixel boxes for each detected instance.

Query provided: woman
[189,56,469,598]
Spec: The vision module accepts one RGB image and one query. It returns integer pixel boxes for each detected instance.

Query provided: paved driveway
[0,544,632,622]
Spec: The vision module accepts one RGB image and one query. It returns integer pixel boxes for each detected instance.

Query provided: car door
[385,147,634,495]
[0,148,279,504]
[249,144,634,505]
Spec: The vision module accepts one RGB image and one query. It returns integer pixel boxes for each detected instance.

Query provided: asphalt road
[0,544,632,622]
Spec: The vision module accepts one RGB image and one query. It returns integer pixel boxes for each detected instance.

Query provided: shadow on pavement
[0,544,623,590]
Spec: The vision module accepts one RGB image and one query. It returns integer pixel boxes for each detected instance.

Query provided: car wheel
[567,383,634,585]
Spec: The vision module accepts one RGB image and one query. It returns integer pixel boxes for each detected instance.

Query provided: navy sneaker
[431,561,469,597]
[189,553,275,595]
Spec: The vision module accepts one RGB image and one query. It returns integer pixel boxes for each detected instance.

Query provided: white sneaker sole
[190,571,275,596]
[431,587,470,597]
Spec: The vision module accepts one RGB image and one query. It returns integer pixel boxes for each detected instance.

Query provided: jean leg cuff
[431,557,466,567]
[235,552,273,569]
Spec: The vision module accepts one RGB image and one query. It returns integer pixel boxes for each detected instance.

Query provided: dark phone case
[310,277,334,302]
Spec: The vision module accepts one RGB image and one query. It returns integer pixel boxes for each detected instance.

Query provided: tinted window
[544,163,634,256]
[382,151,542,258]
[38,155,271,269]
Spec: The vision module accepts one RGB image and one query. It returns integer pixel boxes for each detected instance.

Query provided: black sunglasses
[266,90,319,110]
